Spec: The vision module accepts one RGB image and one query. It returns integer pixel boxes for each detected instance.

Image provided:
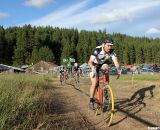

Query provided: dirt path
[47,76,160,130]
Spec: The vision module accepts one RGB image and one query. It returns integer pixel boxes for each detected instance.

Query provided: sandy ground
[41,75,160,130]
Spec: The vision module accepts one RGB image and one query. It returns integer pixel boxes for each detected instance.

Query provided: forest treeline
[0,24,160,66]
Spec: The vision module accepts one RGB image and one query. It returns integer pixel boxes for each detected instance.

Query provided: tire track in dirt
[43,79,96,130]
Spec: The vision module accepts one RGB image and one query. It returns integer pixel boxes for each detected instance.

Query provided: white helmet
[60,65,65,69]
[74,62,78,67]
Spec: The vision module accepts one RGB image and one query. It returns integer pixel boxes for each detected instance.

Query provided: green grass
[111,73,160,81]
[0,73,54,130]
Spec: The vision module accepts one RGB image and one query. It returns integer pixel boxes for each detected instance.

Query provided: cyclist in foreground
[88,37,121,110]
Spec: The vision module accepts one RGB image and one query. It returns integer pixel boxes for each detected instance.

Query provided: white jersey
[90,45,117,64]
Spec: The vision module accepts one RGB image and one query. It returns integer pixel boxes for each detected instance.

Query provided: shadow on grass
[112,85,158,127]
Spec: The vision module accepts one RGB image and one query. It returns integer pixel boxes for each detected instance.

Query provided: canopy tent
[21,65,29,69]
[80,63,88,68]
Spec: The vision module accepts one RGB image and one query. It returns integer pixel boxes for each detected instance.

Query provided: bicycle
[94,68,120,127]
[73,70,80,87]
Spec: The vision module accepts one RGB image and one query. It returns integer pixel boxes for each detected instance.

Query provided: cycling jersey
[59,69,64,74]
[73,66,79,71]
[91,45,117,64]
[59,68,67,73]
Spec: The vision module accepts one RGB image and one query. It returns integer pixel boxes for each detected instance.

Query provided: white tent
[80,63,88,68]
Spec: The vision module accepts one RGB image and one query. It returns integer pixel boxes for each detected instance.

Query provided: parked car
[126,70,134,74]
[109,70,117,75]
[139,68,154,74]
[121,68,127,74]
[153,68,160,73]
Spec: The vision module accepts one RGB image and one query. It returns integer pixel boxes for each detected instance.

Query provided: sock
[90,98,94,102]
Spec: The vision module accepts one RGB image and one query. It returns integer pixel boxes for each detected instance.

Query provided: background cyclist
[73,62,80,81]
[88,37,121,110]
[59,65,68,80]
[59,65,64,75]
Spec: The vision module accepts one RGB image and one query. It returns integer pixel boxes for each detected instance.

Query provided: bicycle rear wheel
[102,85,114,127]
[60,75,64,85]
[74,74,79,87]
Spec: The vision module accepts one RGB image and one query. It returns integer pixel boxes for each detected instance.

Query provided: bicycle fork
[95,85,102,115]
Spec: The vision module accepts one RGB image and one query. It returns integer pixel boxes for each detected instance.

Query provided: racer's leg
[89,71,98,110]
[101,64,109,84]
[76,70,79,82]
[90,75,98,99]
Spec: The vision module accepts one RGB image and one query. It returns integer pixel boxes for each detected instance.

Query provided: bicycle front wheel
[102,85,114,127]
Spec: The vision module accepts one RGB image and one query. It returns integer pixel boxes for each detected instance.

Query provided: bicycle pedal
[95,108,101,116]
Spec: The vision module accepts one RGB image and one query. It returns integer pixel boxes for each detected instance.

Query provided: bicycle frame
[97,70,108,106]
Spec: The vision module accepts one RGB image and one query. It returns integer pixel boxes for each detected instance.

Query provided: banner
[63,58,68,63]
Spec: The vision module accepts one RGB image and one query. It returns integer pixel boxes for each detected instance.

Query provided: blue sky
[0,0,160,38]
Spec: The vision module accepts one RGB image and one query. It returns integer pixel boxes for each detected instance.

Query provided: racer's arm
[112,57,120,69]
[111,49,121,74]
[88,48,100,72]
[112,57,121,74]
[88,56,96,72]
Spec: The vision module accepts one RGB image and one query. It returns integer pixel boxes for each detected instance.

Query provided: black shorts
[93,60,110,69]
[93,61,110,76]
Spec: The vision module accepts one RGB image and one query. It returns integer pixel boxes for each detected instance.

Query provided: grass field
[0,73,54,130]
[118,73,160,81]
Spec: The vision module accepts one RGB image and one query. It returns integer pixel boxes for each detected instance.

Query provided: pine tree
[4,27,17,65]
[129,44,136,64]
[38,46,54,62]
[13,28,26,66]
[50,27,62,64]
[30,46,39,64]
[60,37,71,64]
[135,46,144,64]
[123,44,130,65]
[0,26,5,63]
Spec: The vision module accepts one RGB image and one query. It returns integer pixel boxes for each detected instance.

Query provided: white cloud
[28,0,91,26]
[89,0,160,25]
[0,12,9,19]
[146,28,160,34]
[23,0,160,38]
[24,0,53,8]
[91,9,133,24]
[28,0,160,26]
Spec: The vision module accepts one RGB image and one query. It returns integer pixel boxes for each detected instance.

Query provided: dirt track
[45,75,160,130]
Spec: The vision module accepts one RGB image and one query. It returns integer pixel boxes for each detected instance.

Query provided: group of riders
[59,62,82,81]
[59,37,121,110]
